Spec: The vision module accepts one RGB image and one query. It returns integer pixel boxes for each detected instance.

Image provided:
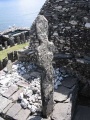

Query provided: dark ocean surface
[0,0,46,31]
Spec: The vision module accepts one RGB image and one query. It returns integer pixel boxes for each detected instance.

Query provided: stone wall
[0,51,18,70]
[29,0,90,96]
[0,29,30,50]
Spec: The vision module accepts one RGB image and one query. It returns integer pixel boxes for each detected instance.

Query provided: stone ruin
[0,0,90,120]
[28,0,90,119]
[0,28,30,50]
[29,0,90,101]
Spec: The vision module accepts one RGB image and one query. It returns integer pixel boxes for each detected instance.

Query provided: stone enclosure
[0,0,90,120]
[0,27,30,51]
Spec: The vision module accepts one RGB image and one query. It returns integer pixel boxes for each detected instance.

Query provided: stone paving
[0,61,78,120]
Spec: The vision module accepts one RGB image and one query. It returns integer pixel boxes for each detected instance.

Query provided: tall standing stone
[8,34,15,47]
[4,41,8,49]
[2,57,8,68]
[21,33,26,43]
[0,60,3,70]
[8,52,14,62]
[0,44,3,51]
[7,60,12,74]
[13,51,18,61]
[36,15,55,118]
[16,36,20,44]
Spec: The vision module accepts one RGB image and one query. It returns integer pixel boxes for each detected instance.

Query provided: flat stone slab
[6,103,22,118]
[16,80,29,88]
[54,86,71,102]
[2,85,18,98]
[2,102,14,114]
[10,87,24,101]
[52,102,72,120]
[73,105,90,120]
[27,116,42,120]
[0,95,12,113]
[62,77,77,89]
[14,109,31,120]
[29,72,41,78]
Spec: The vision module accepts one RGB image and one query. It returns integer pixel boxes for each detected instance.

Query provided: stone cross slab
[36,15,54,118]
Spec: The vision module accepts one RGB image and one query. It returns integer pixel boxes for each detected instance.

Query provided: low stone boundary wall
[0,31,30,51]
[0,51,18,70]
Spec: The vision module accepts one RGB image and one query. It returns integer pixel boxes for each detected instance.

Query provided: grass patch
[0,42,29,60]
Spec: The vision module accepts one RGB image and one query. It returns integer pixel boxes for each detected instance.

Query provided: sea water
[0,0,45,31]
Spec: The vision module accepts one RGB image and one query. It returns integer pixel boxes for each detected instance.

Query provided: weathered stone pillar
[21,33,26,43]
[16,36,20,44]
[2,57,8,68]
[7,52,14,62]
[4,41,8,49]
[36,15,55,118]
[13,51,18,61]
[8,34,15,47]
[7,60,12,74]
[0,60,3,70]
[0,44,3,51]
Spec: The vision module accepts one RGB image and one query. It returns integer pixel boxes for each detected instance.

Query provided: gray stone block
[54,85,71,102]
[0,60,3,70]
[2,85,18,98]
[52,102,72,120]
[7,52,14,62]
[14,109,31,120]
[6,103,22,118]
[2,57,8,68]
[0,95,12,113]
[10,88,24,101]
[2,102,14,114]
[4,41,8,49]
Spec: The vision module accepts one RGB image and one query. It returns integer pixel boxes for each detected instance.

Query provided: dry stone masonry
[0,0,90,120]
[30,0,90,98]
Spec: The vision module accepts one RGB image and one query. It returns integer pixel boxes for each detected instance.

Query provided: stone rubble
[0,61,69,115]
[19,78,42,113]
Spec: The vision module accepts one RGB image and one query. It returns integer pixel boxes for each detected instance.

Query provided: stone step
[73,105,90,120]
